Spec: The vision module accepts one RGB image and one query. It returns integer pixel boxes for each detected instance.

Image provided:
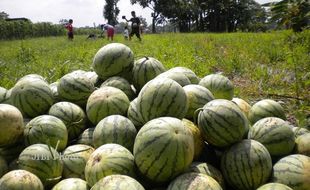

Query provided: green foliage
[103,0,120,25]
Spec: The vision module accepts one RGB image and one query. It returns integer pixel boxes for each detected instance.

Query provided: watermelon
[199,74,234,100]
[52,178,89,190]
[0,104,24,147]
[91,175,145,190]
[248,117,295,157]
[76,127,95,146]
[10,75,54,118]
[2,88,12,105]
[292,127,309,138]
[92,43,134,79]
[100,76,136,100]
[272,154,310,190]
[156,71,191,87]
[221,139,272,190]
[84,71,99,86]
[0,87,7,103]
[86,86,130,125]
[134,117,194,184]
[132,56,166,92]
[85,143,135,187]
[57,70,95,107]
[24,115,68,151]
[232,97,251,118]
[248,99,286,124]
[18,144,63,188]
[257,183,293,190]
[18,74,46,81]
[197,99,249,147]
[167,67,200,84]
[127,98,144,129]
[0,170,44,190]
[295,133,310,156]
[167,172,222,190]
[93,115,137,151]
[183,84,214,119]
[62,144,95,179]
[186,162,225,189]
[0,140,25,162]
[0,155,8,177]
[50,82,60,102]
[136,78,188,125]
[48,102,87,140]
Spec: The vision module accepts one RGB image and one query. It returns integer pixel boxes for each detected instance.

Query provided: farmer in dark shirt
[122,11,141,41]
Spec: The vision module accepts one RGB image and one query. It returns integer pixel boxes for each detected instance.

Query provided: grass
[0,31,309,126]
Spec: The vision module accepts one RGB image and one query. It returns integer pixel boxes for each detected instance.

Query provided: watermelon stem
[64,148,92,156]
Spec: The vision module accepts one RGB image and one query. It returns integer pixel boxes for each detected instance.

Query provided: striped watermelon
[257,183,293,190]
[50,82,60,102]
[24,115,68,151]
[136,78,188,125]
[86,86,130,125]
[292,127,309,138]
[132,57,166,92]
[62,144,95,179]
[18,144,63,188]
[18,74,46,81]
[295,133,310,156]
[197,99,249,147]
[232,97,251,118]
[183,84,214,119]
[248,99,286,124]
[0,170,44,190]
[48,102,87,140]
[127,98,144,129]
[52,178,89,190]
[11,75,54,118]
[0,155,8,177]
[92,43,134,80]
[199,74,234,100]
[91,175,145,190]
[272,154,310,190]
[134,117,194,184]
[93,115,137,151]
[85,143,135,187]
[0,104,24,147]
[186,162,225,189]
[1,88,12,105]
[167,172,222,190]
[182,119,204,160]
[84,71,99,86]
[167,67,200,84]
[221,139,272,190]
[0,87,7,103]
[156,71,191,87]
[76,127,95,146]
[248,117,295,157]
[100,76,136,100]
[57,71,95,107]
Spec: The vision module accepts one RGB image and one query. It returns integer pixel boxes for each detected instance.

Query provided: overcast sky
[0,0,276,27]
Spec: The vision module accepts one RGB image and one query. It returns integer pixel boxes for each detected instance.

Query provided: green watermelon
[167,172,222,190]
[2,88,12,105]
[272,154,310,190]
[132,56,166,92]
[92,43,134,79]
[292,127,309,138]
[248,99,286,124]
[0,104,24,147]
[86,86,130,125]
[156,71,191,87]
[91,175,145,190]
[167,67,200,84]
[127,98,144,129]
[0,87,7,103]
[134,117,194,184]
[0,155,8,177]
[49,82,59,102]
[57,70,95,107]
[248,117,295,157]
[221,139,272,190]
[0,140,25,162]
[76,127,95,146]
[0,170,44,190]
[62,144,95,179]
[136,78,188,125]
[18,144,63,188]
[199,74,234,100]
[84,71,99,86]
[52,178,89,190]
[232,97,251,118]
[100,76,136,100]
[295,133,310,156]
[85,143,135,187]
[24,115,68,151]
[257,183,293,190]
[93,115,137,151]
[183,84,214,119]
[48,102,87,140]
[197,99,249,147]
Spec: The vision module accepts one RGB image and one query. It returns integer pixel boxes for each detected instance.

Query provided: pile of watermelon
[0,43,309,190]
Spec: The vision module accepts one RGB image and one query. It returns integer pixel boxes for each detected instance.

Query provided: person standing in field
[102,24,115,41]
[122,11,141,41]
[65,19,74,40]
[123,26,129,40]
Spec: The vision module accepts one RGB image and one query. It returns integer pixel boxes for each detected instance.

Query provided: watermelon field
[0,31,310,190]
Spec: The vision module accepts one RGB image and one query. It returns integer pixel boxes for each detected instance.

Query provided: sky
[0,0,276,27]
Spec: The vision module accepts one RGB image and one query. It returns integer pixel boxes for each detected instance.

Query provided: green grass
[0,31,309,126]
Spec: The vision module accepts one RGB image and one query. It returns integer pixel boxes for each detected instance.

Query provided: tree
[103,0,120,25]
[0,11,9,20]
